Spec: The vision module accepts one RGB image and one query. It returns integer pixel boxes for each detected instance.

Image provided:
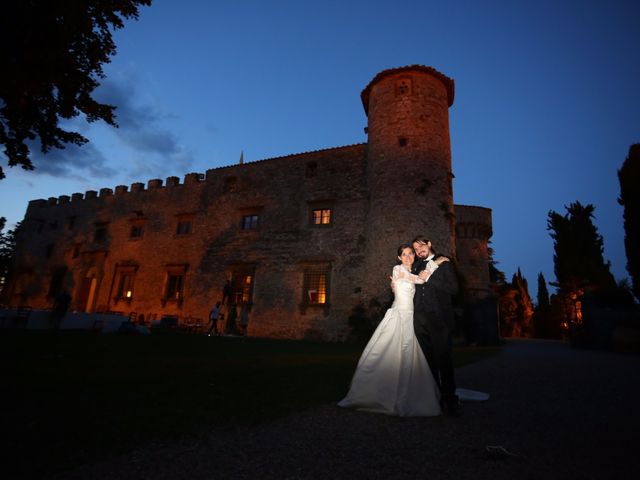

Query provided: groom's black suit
[412,255,459,410]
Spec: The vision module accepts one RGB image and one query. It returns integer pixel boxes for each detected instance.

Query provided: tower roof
[360,65,455,114]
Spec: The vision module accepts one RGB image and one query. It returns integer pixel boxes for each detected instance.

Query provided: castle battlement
[25,143,368,216]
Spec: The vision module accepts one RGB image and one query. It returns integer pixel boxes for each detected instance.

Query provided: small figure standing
[207,301,221,336]
[239,303,251,336]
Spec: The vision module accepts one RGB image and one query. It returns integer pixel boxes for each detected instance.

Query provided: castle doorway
[77,267,98,312]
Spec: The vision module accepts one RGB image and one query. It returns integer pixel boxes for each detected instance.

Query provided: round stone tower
[454,205,493,302]
[361,65,456,302]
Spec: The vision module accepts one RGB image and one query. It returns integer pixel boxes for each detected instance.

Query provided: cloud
[12,72,195,181]
[27,140,118,181]
[94,77,193,165]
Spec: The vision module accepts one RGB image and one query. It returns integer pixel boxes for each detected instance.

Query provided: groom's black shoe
[442,396,461,417]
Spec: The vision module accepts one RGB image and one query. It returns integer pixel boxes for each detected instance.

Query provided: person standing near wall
[207,301,221,336]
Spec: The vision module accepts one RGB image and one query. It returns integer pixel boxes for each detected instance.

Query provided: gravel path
[58,339,640,479]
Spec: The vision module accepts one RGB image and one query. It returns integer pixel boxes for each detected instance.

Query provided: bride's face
[398,247,415,268]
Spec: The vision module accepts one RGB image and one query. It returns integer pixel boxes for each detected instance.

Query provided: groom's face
[412,241,432,259]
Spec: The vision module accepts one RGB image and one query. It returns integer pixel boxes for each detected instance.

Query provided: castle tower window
[302,263,331,306]
[311,208,332,226]
[242,214,259,230]
[395,78,412,96]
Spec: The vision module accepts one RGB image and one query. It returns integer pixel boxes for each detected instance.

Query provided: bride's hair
[397,243,414,261]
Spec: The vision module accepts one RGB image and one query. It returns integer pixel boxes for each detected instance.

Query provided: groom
[412,236,460,416]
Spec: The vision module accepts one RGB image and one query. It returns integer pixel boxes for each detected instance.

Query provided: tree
[0,0,152,179]
[0,218,19,303]
[618,143,640,301]
[536,272,550,311]
[532,272,559,338]
[497,268,533,338]
[487,242,506,288]
[547,202,616,294]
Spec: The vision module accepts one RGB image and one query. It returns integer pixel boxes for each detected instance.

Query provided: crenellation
[28,199,46,207]
[99,188,113,197]
[115,185,128,195]
[166,176,180,187]
[148,179,163,189]
[58,195,70,204]
[85,190,97,199]
[205,169,216,182]
[184,172,204,184]
[47,197,57,206]
[71,193,84,202]
[130,182,145,193]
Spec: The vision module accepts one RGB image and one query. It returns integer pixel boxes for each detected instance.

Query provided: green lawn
[0,331,500,478]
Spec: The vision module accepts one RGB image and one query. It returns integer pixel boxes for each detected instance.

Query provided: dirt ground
[57,339,640,479]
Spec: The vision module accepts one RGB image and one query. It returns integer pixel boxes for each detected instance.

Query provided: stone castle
[8,65,494,340]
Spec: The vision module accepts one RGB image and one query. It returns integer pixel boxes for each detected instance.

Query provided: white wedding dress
[338,264,441,416]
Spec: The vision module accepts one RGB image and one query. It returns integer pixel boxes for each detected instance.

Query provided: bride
[338,244,449,416]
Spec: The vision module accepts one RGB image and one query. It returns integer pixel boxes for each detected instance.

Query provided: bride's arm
[394,265,426,284]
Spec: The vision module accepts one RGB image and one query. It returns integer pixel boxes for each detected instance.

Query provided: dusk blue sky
[1,0,638,298]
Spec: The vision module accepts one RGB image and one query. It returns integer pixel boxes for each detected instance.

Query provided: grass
[0,331,500,478]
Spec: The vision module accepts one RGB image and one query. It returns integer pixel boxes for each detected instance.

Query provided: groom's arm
[428,261,459,295]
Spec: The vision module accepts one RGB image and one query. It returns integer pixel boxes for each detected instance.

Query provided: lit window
[116,272,135,301]
[166,273,184,301]
[228,267,255,304]
[242,215,259,230]
[303,264,330,305]
[312,208,332,225]
[161,264,188,306]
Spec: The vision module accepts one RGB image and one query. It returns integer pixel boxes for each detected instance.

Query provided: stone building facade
[8,65,495,341]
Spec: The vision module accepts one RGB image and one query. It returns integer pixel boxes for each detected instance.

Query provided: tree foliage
[0,0,152,179]
[497,268,534,338]
[618,143,640,301]
[536,272,550,311]
[532,272,560,338]
[547,202,615,292]
[487,242,506,287]
[0,218,19,303]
